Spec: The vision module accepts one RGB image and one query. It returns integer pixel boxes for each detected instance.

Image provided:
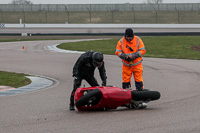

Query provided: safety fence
[0,4,200,24]
[1,3,200,11]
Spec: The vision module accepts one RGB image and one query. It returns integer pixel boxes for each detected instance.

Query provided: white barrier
[3,24,200,28]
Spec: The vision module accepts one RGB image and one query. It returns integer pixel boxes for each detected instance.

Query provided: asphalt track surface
[0,39,200,133]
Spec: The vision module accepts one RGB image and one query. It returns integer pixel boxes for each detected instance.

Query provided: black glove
[119,53,128,60]
[132,52,141,58]
[126,56,132,62]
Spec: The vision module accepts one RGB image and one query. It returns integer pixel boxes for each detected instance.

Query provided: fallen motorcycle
[75,86,160,111]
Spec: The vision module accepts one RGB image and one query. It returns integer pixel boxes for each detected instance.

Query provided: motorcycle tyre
[131,90,160,101]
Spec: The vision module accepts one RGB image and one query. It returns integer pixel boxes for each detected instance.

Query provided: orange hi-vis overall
[115,36,146,89]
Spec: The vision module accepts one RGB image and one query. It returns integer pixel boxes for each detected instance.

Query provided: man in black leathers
[69,50,107,110]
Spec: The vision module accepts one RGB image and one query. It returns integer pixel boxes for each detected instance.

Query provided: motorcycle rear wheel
[131,90,160,101]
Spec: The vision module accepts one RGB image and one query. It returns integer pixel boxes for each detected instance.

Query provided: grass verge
[57,36,200,60]
[0,71,31,88]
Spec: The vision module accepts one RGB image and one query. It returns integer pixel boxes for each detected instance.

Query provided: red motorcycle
[75,86,160,111]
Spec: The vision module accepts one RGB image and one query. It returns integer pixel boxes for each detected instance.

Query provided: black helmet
[92,52,103,68]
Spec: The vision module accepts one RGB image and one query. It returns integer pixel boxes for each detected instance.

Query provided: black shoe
[136,88,143,91]
[69,104,75,111]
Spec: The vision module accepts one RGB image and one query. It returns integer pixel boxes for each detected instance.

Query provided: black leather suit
[70,50,107,106]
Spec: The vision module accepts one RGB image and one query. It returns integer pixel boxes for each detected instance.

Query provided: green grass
[58,39,116,54]
[57,36,200,60]
[1,11,200,24]
[0,71,31,88]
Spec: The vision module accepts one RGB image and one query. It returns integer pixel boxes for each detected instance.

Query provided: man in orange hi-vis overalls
[115,28,146,90]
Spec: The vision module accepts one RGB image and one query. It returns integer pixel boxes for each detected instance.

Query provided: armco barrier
[2,24,200,36]
[4,24,200,28]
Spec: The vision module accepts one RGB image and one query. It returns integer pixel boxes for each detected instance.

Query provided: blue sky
[0,0,200,4]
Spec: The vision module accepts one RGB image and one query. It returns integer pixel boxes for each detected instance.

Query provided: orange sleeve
[138,38,146,56]
[115,39,122,56]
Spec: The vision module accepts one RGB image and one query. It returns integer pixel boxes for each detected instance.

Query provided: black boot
[69,95,75,111]
[135,81,143,91]
[69,103,75,111]
[122,82,131,89]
